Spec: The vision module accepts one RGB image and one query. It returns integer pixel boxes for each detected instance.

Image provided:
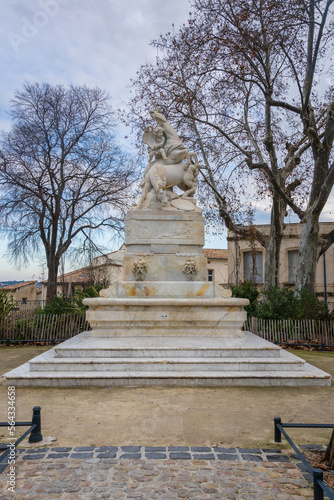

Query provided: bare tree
[0,83,137,301]
[126,0,334,291]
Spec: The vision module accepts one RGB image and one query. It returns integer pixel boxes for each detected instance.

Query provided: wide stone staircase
[4,330,331,387]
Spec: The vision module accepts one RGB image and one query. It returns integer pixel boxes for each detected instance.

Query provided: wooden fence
[0,310,90,342]
[245,316,334,346]
[1,309,334,346]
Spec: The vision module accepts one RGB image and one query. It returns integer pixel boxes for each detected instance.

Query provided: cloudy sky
[0,0,194,280]
[0,0,333,281]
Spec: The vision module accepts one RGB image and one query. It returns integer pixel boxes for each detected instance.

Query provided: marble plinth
[84,297,247,337]
[123,209,207,281]
[85,281,245,337]
[125,209,204,248]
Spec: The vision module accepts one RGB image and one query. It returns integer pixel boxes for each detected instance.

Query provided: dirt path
[0,345,333,449]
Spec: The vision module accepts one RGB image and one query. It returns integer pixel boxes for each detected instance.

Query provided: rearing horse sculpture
[137,111,199,209]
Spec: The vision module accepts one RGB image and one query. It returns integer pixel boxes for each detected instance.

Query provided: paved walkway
[0,446,314,499]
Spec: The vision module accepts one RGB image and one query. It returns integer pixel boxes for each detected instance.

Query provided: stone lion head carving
[182,258,198,281]
[133,258,148,281]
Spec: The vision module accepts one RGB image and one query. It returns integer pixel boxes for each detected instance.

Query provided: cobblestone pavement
[0,446,315,499]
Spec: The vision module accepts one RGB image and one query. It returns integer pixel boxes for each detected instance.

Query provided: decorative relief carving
[182,258,198,281]
[132,222,193,241]
[133,258,148,281]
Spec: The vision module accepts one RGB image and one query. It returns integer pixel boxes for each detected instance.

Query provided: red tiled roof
[41,266,93,285]
[41,264,112,284]
[203,249,228,259]
[3,281,36,291]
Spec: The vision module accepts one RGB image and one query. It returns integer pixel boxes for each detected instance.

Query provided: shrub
[255,286,297,320]
[254,286,329,320]
[37,295,75,315]
[231,283,329,321]
[231,280,259,315]
[0,288,15,317]
[294,288,329,320]
[70,284,102,314]
[37,284,103,315]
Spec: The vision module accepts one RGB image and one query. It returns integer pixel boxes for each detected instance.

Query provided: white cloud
[1,0,190,110]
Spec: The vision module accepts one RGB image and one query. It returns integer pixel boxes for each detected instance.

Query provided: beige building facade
[40,246,126,300]
[4,281,39,306]
[227,222,334,308]
[203,248,229,284]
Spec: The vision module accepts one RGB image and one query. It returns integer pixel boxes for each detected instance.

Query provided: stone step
[29,356,305,372]
[3,331,331,387]
[3,363,331,387]
[53,332,282,359]
[54,347,281,359]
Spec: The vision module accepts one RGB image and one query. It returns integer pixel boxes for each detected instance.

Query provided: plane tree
[126,0,334,291]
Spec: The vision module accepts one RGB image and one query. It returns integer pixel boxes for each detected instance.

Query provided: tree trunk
[264,230,281,289]
[295,213,320,293]
[46,253,59,303]
[264,192,285,289]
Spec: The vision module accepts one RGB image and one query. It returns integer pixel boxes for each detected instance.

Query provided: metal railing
[274,417,334,500]
[0,407,43,464]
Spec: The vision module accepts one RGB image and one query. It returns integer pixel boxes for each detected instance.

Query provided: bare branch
[245,158,305,219]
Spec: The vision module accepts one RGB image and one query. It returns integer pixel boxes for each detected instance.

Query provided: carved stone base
[87,282,242,337]
[124,208,206,282]
[85,298,247,338]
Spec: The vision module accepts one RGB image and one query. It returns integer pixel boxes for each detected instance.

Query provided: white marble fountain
[3,112,331,387]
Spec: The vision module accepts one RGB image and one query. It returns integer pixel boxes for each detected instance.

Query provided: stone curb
[0,445,289,470]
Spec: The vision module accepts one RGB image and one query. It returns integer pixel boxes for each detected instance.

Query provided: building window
[208,269,214,282]
[288,250,299,284]
[243,251,263,284]
[22,297,27,305]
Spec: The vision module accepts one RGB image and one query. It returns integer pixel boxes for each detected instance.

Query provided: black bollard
[274,417,282,443]
[313,468,324,500]
[28,406,43,443]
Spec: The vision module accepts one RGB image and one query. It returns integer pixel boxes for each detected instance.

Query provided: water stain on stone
[196,284,210,296]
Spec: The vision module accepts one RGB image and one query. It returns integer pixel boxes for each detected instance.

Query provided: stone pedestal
[87,285,247,338]
[123,208,207,281]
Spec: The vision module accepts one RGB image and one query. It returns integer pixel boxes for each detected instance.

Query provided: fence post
[313,468,324,500]
[6,338,10,346]
[28,406,43,443]
[274,417,282,443]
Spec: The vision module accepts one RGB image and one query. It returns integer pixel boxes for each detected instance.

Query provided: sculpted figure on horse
[137,111,199,209]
